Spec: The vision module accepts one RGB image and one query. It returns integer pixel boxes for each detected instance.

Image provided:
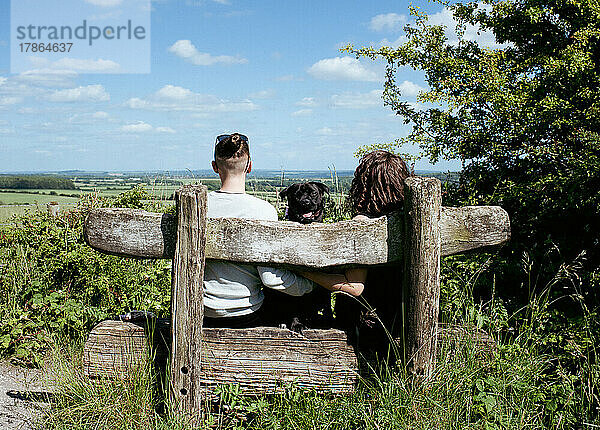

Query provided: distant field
[0,170,391,220]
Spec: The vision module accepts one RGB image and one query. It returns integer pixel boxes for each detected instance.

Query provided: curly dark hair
[348,150,412,217]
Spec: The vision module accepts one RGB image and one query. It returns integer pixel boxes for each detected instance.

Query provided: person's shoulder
[242,194,278,218]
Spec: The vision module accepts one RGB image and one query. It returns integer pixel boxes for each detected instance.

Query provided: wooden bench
[82,177,510,418]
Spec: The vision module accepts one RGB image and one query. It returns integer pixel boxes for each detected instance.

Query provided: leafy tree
[0,175,76,190]
[346,0,600,285]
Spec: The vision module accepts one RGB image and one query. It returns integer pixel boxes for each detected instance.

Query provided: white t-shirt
[203,190,315,318]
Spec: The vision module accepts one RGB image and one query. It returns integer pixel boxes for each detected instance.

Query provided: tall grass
[39,253,599,429]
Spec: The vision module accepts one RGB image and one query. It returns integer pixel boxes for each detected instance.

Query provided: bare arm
[298,268,367,297]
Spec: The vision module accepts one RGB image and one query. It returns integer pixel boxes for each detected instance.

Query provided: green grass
[40,320,591,430]
[0,192,80,205]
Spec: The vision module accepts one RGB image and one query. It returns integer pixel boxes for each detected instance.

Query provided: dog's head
[280,181,329,224]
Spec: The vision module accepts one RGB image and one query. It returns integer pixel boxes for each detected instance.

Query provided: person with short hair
[203,133,362,329]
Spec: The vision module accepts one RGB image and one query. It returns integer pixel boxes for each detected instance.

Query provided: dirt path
[0,361,47,429]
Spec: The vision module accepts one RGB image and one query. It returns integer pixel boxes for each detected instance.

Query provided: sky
[0,0,500,173]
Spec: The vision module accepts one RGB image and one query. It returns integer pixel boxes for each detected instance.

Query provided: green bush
[0,186,172,366]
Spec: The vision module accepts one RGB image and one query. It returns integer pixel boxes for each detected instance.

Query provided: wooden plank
[199,327,358,394]
[83,321,359,394]
[403,177,442,377]
[83,319,150,378]
[82,322,496,390]
[83,206,509,266]
[170,185,207,420]
[441,206,510,256]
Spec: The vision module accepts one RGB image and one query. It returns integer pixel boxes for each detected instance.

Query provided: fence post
[403,177,442,376]
[47,202,60,217]
[170,185,208,422]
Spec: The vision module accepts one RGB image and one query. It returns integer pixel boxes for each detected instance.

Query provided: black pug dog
[279,181,329,224]
[263,181,332,332]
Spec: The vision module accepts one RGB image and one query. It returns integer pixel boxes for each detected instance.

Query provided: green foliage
[347,4,600,421]
[0,175,76,190]
[346,0,600,272]
[0,186,172,366]
[36,239,598,428]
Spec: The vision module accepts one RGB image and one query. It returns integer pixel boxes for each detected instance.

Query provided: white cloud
[121,122,153,133]
[276,74,295,82]
[307,57,380,82]
[29,57,120,73]
[0,77,6,86]
[120,122,175,134]
[13,69,78,88]
[296,97,316,107]
[185,0,229,5]
[155,85,193,100]
[17,107,36,114]
[249,89,275,99]
[0,96,23,106]
[85,0,123,7]
[376,35,408,48]
[369,13,407,32]
[92,111,110,119]
[428,5,507,49]
[315,127,335,136]
[69,111,111,124]
[397,80,426,97]
[168,40,248,66]
[374,5,508,50]
[330,90,383,109]
[126,85,258,113]
[291,109,313,116]
[156,126,176,134]
[46,85,110,102]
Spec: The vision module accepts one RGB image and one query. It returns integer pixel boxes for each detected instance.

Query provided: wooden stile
[81,177,511,418]
[83,322,495,387]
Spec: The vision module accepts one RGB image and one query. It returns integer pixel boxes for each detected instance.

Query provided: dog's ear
[279,183,298,199]
[309,181,329,195]
[279,187,290,199]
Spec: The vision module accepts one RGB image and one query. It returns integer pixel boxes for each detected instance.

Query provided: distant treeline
[0,175,76,190]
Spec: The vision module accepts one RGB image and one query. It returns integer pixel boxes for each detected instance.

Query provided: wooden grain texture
[441,206,510,256]
[83,206,509,265]
[199,327,358,394]
[83,322,496,389]
[170,185,207,420]
[403,177,442,377]
[83,321,358,394]
[83,319,150,378]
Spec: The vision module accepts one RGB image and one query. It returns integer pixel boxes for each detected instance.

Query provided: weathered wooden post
[403,177,442,376]
[170,185,208,422]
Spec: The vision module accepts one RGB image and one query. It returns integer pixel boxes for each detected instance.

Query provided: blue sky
[0,0,495,173]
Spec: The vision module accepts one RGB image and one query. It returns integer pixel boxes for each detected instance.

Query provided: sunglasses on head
[215,133,249,144]
[214,133,251,173]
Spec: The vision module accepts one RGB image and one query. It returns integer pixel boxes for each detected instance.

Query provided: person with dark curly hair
[300,150,412,354]
[347,150,411,218]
